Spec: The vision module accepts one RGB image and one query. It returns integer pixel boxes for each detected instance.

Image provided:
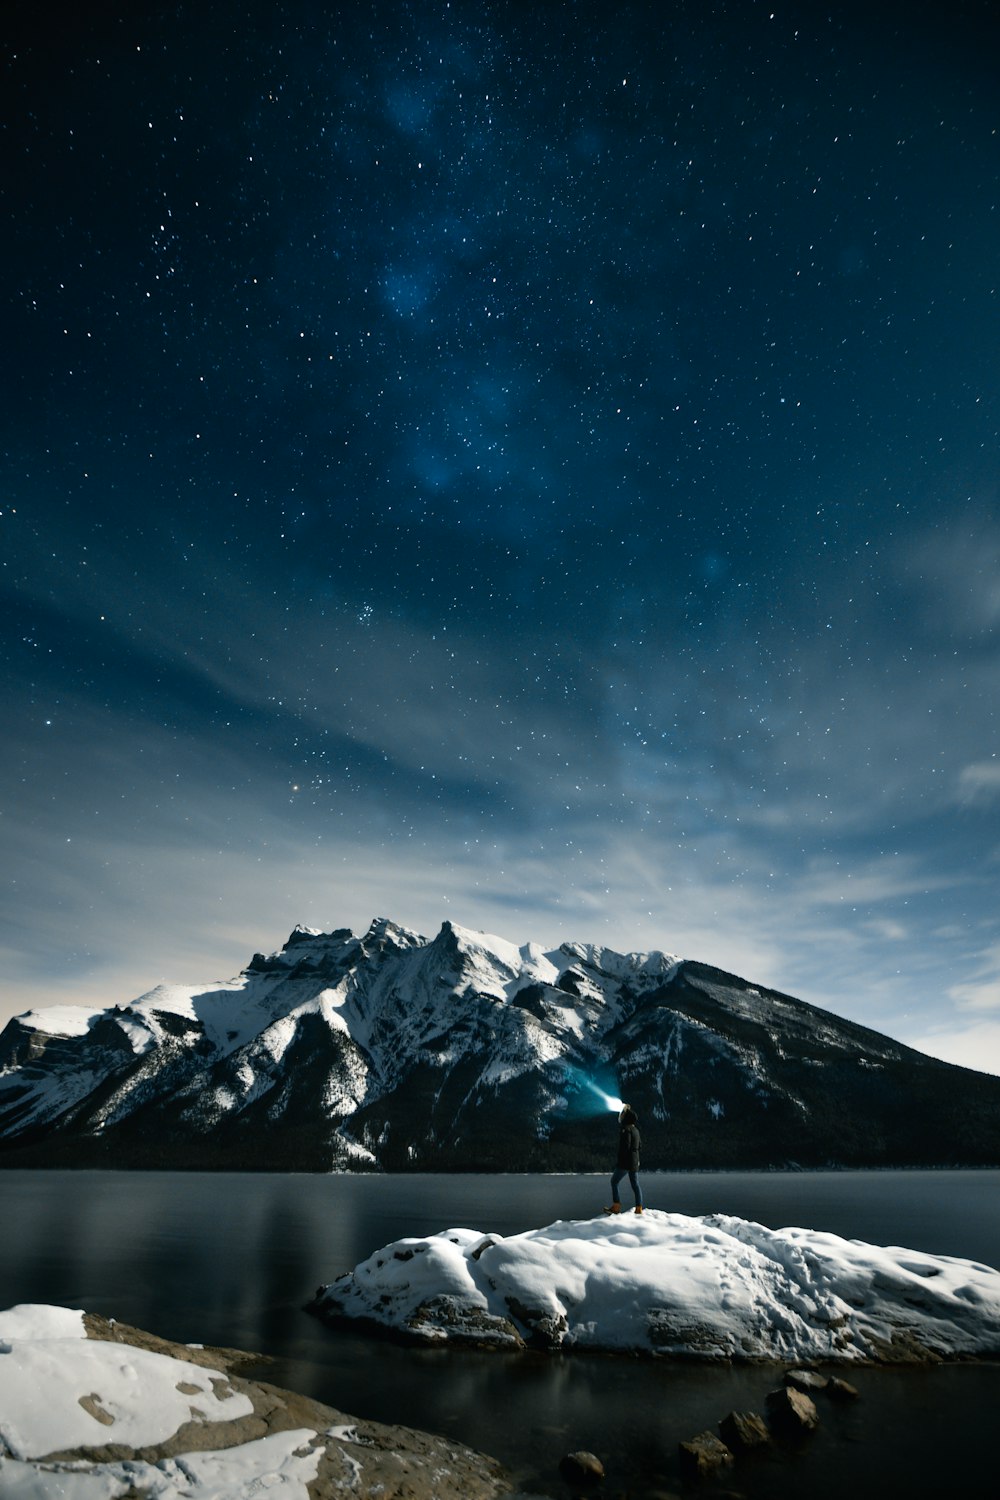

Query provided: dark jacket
[617,1122,641,1171]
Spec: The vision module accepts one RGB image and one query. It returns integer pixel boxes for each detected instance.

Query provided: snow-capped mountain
[2,917,999,1171]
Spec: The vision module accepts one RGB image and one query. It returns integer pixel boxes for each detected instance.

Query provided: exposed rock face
[4,914,1000,1171]
[558,1449,605,1485]
[504,1295,568,1350]
[405,1295,525,1349]
[21,1314,512,1499]
[719,1409,771,1451]
[766,1385,820,1431]
[677,1430,734,1478]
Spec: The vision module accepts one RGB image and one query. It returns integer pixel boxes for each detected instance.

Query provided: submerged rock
[828,1375,861,1401]
[719,1408,771,1452]
[766,1385,820,1432]
[785,1368,829,1393]
[559,1449,605,1485]
[678,1430,735,1479]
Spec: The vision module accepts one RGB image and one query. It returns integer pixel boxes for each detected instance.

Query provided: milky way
[3,2,999,1069]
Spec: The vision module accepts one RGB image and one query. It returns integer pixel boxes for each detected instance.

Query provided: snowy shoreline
[6,1211,1000,1497]
[0,1307,510,1499]
[311,1209,1000,1363]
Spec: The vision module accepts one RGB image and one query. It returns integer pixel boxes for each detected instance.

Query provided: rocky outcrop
[13,1314,511,1499]
[677,1430,734,1479]
[309,1212,1000,1363]
[719,1408,771,1452]
[675,1364,863,1490]
[558,1450,605,1486]
[766,1385,821,1432]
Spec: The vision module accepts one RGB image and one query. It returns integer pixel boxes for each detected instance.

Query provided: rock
[828,1376,861,1401]
[678,1430,735,1479]
[45,1314,513,1499]
[83,1313,272,1374]
[505,1295,568,1350]
[403,1294,525,1349]
[765,1385,820,1432]
[865,1326,943,1363]
[785,1368,828,1393]
[719,1409,771,1452]
[558,1449,605,1485]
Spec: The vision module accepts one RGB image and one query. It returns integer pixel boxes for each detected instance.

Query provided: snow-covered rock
[311,1211,1000,1364]
[0,1306,510,1499]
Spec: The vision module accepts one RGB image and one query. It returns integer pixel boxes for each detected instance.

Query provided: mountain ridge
[1,916,998,1172]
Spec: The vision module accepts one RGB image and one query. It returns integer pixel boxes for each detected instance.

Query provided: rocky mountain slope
[2,917,999,1171]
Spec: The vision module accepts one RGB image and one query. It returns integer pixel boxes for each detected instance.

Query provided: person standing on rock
[604,1104,643,1214]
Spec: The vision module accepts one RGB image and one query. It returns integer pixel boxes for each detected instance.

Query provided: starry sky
[3,1,1000,1071]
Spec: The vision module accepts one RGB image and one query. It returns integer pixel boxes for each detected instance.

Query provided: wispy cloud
[947,943,1000,1012]
[958,761,1000,805]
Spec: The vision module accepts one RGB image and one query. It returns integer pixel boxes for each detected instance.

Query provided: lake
[3,1168,1000,1496]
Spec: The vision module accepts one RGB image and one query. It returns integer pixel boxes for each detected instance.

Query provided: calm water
[3,1169,1000,1496]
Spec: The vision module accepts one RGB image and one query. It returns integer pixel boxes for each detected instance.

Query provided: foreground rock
[719,1409,771,1452]
[677,1430,734,1479]
[558,1449,605,1485]
[766,1385,821,1432]
[0,1305,511,1499]
[310,1210,1000,1363]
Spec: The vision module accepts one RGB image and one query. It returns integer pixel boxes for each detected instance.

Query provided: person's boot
[602,1203,622,1214]
[634,1206,644,1214]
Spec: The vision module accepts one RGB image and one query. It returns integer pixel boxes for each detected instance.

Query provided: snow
[0,1429,321,1500]
[559,941,681,984]
[0,1306,320,1500]
[14,1006,103,1038]
[0,1310,253,1460]
[313,989,350,1033]
[5,917,683,1107]
[315,1211,1000,1363]
[7,912,939,1175]
[0,1294,511,1499]
[0,1305,86,1342]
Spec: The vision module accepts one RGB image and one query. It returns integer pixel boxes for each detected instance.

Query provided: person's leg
[629,1170,643,1208]
[610,1168,626,1205]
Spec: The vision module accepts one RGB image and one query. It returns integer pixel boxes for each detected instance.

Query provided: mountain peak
[559,940,681,983]
[363,916,425,949]
[3,913,1000,1173]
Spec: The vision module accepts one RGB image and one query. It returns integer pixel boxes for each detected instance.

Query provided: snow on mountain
[311,1210,1000,1362]
[2,916,1000,1172]
[12,1005,104,1039]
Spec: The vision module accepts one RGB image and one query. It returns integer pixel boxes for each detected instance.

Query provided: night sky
[3,2,999,1072]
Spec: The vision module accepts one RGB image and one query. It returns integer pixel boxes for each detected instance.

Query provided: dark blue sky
[3,2,1000,1069]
